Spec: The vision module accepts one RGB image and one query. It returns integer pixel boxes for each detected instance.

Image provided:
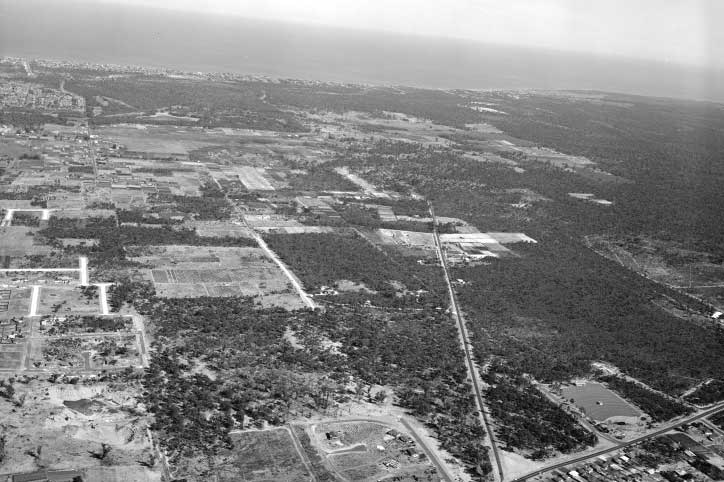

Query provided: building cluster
[1,56,278,84]
[0,81,85,113]
[545,429,724,482]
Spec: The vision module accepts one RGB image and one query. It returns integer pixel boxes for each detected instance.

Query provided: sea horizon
[2,0,723,103]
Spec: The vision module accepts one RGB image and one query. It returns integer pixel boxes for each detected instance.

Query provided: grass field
[560,382,642,421]
[219,428,312,482]
[95,125,222,155]
[0,227,38,257]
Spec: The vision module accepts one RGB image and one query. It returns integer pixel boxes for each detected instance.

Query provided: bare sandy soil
[0,376,161,481]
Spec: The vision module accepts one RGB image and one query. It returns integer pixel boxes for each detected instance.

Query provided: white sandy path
[78,256,89,286]
[0,268,78,272]
[252,232,317,309]
[1,208,13,227]
[28,285,41,316]
[334,167,390,198]
[96,282,112,315]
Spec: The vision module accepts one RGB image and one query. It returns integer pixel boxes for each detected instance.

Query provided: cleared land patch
[0,379,155,478]
[37,286,100,316]
[95,125,221,155]
[237,166,275,190]
[217,428,312,482]
[309,421,439,481]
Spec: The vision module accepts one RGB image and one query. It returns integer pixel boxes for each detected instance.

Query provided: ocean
[1,0,722,102]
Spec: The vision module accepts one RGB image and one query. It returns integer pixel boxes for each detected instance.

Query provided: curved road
[429,203,505,482]
[399,417,455,482]
[512,403,724,481]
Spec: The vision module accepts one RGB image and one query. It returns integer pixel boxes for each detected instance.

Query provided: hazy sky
[94,0,723,70]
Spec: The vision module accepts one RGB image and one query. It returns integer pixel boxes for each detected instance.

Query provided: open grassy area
[218,428,312,482]
[560,382,642,422]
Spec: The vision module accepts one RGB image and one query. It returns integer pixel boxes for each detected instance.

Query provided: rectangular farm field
[0,344,25,370]
[0,287,31,320]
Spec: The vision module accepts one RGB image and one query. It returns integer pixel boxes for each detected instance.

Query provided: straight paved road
[430,203,504,482]
[400,417,454,482]
[95,282,112,315]
[286,424,318,482]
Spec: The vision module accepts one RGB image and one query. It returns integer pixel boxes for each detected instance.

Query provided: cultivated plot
[192,221,255,239]
[0,343,25,370]
[132,245,305,309]
[0,286,31,320]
